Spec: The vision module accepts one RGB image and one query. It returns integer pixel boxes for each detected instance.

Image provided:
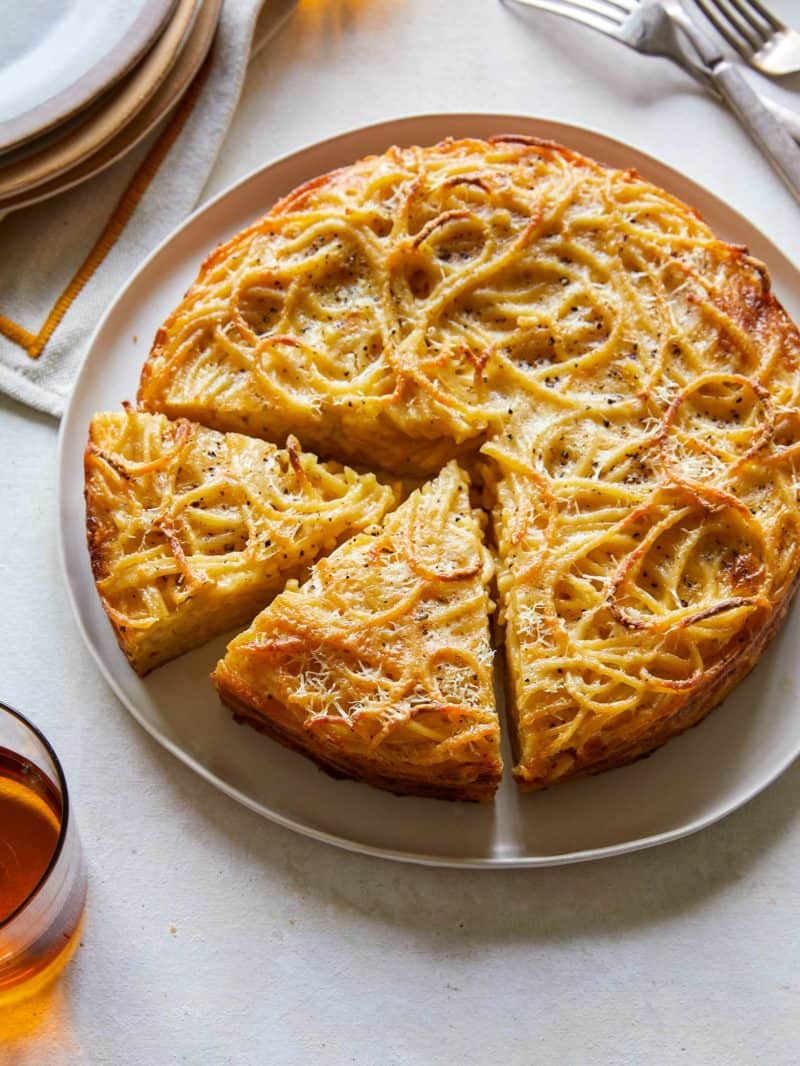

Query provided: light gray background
[1,1,799,1062]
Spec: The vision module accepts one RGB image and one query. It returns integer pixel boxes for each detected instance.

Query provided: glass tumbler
[0,702,87,1004]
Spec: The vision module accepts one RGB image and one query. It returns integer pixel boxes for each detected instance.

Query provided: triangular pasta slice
[85,410,399,675]
[213,461,502,800]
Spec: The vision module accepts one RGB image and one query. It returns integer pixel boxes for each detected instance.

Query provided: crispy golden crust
[212,463,502,801]
[85,410,398,675]
[117,135,800,792]
[223,692,499,802]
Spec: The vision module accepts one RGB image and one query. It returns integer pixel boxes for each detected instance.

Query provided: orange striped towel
[0,0,296,415]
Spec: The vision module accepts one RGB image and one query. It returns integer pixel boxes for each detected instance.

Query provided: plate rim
[57,112,800,868]
[0,0,178,154]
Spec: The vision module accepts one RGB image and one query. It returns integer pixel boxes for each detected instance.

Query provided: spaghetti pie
[91,135,800,793]
[85,410,398,675]
[213,462,502,800]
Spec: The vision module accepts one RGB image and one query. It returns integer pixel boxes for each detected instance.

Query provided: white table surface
[2,1,799,1062]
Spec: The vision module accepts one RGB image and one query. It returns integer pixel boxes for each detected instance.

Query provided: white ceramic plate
[0,0,217,213]
[0,0,176,153]
[58,115,800,867]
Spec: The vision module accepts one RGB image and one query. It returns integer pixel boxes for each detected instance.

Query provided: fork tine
[701,0,766,50]
[694,0,759,57]
[733,0,782,32]
[723,0,774,42]
[508,0,625,33]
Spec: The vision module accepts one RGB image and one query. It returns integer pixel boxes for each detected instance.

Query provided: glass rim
[0,700,71,931]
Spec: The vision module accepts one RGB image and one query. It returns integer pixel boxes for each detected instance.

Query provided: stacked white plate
[0,0,222,212]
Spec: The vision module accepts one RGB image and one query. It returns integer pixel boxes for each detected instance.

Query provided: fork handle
[704,59,800,203]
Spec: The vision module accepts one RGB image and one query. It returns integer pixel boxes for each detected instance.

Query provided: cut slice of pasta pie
[85,410,399,675]
[212,461,502,801]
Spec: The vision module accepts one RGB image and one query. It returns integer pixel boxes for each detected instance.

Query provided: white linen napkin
[0,0,296,416]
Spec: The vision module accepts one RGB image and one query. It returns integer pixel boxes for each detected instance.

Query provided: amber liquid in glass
[0,748,62,923]
[0,747,84,1001]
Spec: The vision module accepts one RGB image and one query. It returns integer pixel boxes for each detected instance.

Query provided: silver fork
[505,0,800,143]
[693,0,800,77]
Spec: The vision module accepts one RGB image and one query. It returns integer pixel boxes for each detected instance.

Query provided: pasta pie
[89,135,800,794]
[85,410,398,674]
[213,462,502,800]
